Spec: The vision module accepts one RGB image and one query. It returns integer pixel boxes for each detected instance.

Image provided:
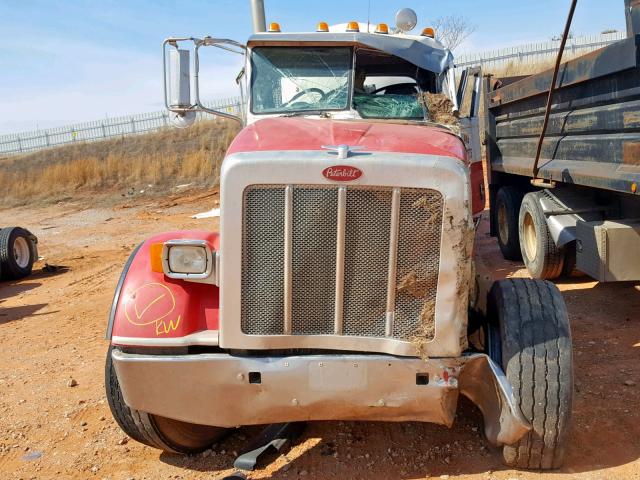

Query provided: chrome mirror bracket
[163,37,247,125]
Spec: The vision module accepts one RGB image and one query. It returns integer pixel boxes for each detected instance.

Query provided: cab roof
[247,31,454,74]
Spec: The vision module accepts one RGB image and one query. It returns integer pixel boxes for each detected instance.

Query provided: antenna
[367,0,371,33]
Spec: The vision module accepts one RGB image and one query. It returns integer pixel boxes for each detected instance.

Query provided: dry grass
[0,119,240,206]
[485,52,584,78]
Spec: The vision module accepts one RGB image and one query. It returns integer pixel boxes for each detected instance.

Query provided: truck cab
[105,10,573,471]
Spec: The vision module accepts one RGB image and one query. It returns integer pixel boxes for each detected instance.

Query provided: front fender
[106,231,220,347]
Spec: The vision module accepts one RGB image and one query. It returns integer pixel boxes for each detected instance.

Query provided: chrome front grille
[241,185,443,341]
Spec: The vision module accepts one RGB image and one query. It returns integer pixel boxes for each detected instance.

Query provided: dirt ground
[0,189,639,480]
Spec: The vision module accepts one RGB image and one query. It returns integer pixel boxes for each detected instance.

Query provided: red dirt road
[1,191,639,479]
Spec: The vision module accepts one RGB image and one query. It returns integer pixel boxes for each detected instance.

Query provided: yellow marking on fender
[134,292,166,320]
[156,315,182,335]
[124,283,181,336]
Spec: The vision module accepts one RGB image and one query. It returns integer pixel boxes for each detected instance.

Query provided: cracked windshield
[353,74,424,120]
[251,47,351,114]
[251,46,425,119]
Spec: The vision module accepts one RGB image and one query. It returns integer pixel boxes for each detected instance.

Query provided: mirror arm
[163,37,246,124]
[192,42,243,123]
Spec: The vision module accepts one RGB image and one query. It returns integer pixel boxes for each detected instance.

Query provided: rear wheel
[519,192,564,279]
[488,279,573,469]
[105,346,228,453]
[495,187,524,261]
[0,227,37,280]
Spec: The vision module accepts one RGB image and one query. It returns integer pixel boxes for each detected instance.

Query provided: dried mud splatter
[410,300,436,358]
[412,196,442,226]
[419,93,460,126]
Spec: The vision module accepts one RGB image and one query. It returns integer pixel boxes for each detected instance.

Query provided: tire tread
[495,187,524,261]
[104,347,176,452]
[490,279,572,470]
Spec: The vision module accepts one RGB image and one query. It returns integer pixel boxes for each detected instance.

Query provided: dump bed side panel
[485,33,640,197]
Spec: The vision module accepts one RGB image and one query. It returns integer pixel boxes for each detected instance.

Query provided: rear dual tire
[488,279,573,469]
[495,187,524,261]
[495,188,567,280]
[518,192,565,280]
[105,346,228,453]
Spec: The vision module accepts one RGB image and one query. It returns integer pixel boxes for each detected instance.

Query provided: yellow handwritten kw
[124,283,181,336]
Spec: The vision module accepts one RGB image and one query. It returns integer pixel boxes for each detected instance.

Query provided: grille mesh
[241,186,285,335]
[241,184,443,342]
[292,187,338,334]
[343,188,392,337]
[393,189,443,340]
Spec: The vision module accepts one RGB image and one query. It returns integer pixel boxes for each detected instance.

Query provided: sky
[0,0,627,134]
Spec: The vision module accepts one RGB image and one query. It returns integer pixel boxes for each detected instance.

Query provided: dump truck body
[485,0,640,281]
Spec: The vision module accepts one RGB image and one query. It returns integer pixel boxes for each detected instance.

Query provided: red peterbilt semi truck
[104,6,573,470]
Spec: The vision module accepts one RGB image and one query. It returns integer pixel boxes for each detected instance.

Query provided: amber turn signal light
[150,242,164,273]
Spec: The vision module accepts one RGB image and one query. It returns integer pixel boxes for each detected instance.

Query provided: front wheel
[488,279,573,469]
[105,347,228,453]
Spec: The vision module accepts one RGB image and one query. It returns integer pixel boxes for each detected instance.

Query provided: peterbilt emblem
[323,165,363,182]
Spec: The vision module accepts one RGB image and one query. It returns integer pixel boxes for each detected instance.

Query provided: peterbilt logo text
[322,165,363,182]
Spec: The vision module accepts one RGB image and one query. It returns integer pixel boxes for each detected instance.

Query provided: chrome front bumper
[112,350,530,446]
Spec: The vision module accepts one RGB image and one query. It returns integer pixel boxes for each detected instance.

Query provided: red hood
[226,117,466,161]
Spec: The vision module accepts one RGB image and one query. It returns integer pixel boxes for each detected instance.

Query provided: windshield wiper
[282,110,331,118]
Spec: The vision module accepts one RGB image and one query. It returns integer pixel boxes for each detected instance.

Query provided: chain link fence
[455,32,626,71]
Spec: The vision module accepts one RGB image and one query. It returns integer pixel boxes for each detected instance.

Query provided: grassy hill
[0,119,240,206]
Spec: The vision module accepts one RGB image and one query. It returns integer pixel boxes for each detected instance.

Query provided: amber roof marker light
[346,21,360,32]
[421,27,436,38]
[268,22,281,32]
[317,21,329,32]
[375,23,389,34]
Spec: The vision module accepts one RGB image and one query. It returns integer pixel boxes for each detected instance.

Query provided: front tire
[488,279,573,469]
[105,346,228,453]
[519,192,564,279]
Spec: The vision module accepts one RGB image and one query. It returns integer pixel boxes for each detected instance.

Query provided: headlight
[168,245,207,274]
[161,239,215,283]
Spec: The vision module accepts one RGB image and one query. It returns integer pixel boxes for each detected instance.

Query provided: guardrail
[0,97,242,156]
[455,32,626,69]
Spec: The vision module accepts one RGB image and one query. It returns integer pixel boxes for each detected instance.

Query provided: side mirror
[167,48,196,128]
[163,37,246,126]
[456,67,482,118]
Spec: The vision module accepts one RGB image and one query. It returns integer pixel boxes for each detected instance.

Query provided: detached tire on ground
[495,186,524,261]
[518,192,565,279]
[0,227,37,280]
[487,279,573,469]
[105,346,228,453]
